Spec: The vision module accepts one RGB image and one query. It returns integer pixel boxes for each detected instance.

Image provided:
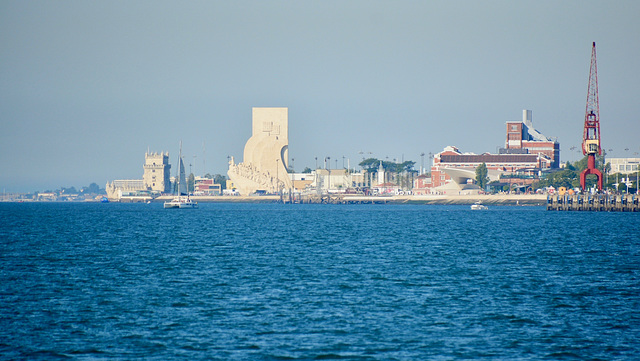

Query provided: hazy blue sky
[1,1,639,192]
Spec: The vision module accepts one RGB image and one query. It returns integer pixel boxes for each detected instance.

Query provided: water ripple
[1,202,639,360]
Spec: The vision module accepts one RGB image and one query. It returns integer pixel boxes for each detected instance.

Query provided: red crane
[580,42,603,191]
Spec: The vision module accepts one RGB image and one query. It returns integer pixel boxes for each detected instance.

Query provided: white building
[303,169,366,193]
[609,158,640,174]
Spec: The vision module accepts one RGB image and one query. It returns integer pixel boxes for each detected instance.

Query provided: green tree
[533,155,612,191]
[61,186,78,194]
[213,174,227,190]
[399,161,416,173]
[359,158,381,173]
[302,167,312,173]
[533,168,576,189]
[573,154,606,173]
[475,163,489,189]
[565,161,576,171]
[81,182,101,194]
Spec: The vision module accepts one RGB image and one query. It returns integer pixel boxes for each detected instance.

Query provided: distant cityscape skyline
[1,1,639,192]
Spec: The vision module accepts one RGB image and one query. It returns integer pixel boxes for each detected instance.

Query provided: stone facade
[106,151,171,199]
[142,152,172,193]
[227,107,293,195]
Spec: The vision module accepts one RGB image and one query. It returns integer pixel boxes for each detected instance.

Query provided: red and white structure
[429,146,550,190]
[194,177,222,196]
[580,42,603,191]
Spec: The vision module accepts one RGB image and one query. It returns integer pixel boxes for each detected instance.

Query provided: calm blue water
[1,202,639,360]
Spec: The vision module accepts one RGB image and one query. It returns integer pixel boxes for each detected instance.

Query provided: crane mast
[580,42,603,191]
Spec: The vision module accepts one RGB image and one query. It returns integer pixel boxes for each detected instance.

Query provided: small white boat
[164,142,198,209]
[164,196,197,209]
[470,201,488,210]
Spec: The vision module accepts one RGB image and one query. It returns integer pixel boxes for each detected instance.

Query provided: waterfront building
[106,151,171,200]
[227,107,294,195]
[309,169,366,192]
[37,192,57,201]
[412,174,433,195]
[425,110,558,193]
[429,145,550,193]
[142,151,172,193]
[608,157,640,174]
[193,177,222,196]
[372,182,401,195]
[502,110,560,168]
[290,172,314,191]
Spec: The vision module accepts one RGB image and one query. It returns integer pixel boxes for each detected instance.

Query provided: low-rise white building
[300,169,366,193]
[609,157,640,174]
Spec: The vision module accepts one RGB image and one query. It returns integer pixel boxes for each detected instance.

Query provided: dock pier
[547,194,639,212]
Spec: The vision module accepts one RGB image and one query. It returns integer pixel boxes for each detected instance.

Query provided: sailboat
[164,142,198,209]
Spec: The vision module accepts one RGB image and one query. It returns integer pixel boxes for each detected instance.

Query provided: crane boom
[580,42,603,191]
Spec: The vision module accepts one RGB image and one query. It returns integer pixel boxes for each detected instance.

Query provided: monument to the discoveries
[227,107,293,195]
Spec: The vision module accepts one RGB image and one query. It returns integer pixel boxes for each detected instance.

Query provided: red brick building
[412,174,432,195]
[422,110,559,191]
[503,110,560,168]
[194,178,222,196]
[429,146,550,189]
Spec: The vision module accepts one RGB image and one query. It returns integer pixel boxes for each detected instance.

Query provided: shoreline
[3,194,549,206]
[153,194,548,206]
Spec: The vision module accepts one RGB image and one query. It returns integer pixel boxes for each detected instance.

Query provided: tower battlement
[142,151,171,193]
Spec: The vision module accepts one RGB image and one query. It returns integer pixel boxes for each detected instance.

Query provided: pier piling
[547,194,639,212]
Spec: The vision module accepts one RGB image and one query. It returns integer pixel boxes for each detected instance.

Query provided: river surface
[1,202,639,360]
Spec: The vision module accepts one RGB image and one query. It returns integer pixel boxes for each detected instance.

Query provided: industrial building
[423,110,559,193]
[503,110,560,168]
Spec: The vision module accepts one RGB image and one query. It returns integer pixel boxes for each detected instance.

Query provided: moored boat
[164,142,198,209]
[163,197,197,209]
[470,201,488,210]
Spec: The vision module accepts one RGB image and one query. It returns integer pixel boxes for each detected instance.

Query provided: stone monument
[227,107,293,195]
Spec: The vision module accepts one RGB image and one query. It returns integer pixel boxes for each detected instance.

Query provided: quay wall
[147,194,547,205]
